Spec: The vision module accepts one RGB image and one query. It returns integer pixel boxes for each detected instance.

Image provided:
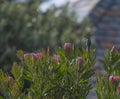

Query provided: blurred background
[1,0,120,72]
[0,0,94,71]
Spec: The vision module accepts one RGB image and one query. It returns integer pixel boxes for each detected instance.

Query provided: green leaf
[11,65,23,80]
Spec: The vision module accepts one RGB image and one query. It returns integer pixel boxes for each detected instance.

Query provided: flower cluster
[109,76,120,94]
[24,52,42,60]
[0,42,95,99]
[109,76,120,84]
[23,43,84,68]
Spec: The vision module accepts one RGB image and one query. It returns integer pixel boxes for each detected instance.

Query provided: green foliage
[100,50,120,75]
[96,75,120,99]
[0,44,95,99]
[96,48,120,99]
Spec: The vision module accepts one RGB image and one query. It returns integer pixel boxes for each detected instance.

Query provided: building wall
[89,0,120,59]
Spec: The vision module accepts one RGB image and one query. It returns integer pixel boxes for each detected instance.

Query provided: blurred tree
[0,0,93,71]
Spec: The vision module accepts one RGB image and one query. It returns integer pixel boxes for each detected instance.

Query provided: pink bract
[33,53,42,60]
[64,43,72,53]
[53,55,59,62]
[111,45,116,53]
[76,57,84,68]
[117,85,120,95]
[24,52,42,61]
[109,76,120,83]
[24,53,34,59]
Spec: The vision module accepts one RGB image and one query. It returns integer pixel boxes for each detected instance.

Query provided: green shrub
[96,46,120,99]
[0,43,95,99]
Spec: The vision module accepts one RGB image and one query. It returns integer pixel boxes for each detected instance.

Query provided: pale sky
[39,0,75,12]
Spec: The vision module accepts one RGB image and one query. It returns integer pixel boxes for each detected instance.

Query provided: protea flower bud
[64,43,72,53]
[24,53,34,59]
[53,55,59,62]
[33,53,42,60]
[76,57,84,69]
[117,84,120,95]
[109,76,120,83]
[111,45,116,53]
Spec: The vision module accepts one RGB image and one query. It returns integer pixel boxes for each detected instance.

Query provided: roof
[69,0,100,22]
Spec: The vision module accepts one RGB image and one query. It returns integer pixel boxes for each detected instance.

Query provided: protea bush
[96,46,120,99]
[0,43,95,99]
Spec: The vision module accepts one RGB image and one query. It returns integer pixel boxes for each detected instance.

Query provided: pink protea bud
[111,45,116,53]
[64,43,72,53]
[76,57,84,68]
[109,76,115,83]
[53,55,59,62]
[24,53,34,59]
[109,76,120,83]
[117,84,120,95]
[33,53,42,61]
